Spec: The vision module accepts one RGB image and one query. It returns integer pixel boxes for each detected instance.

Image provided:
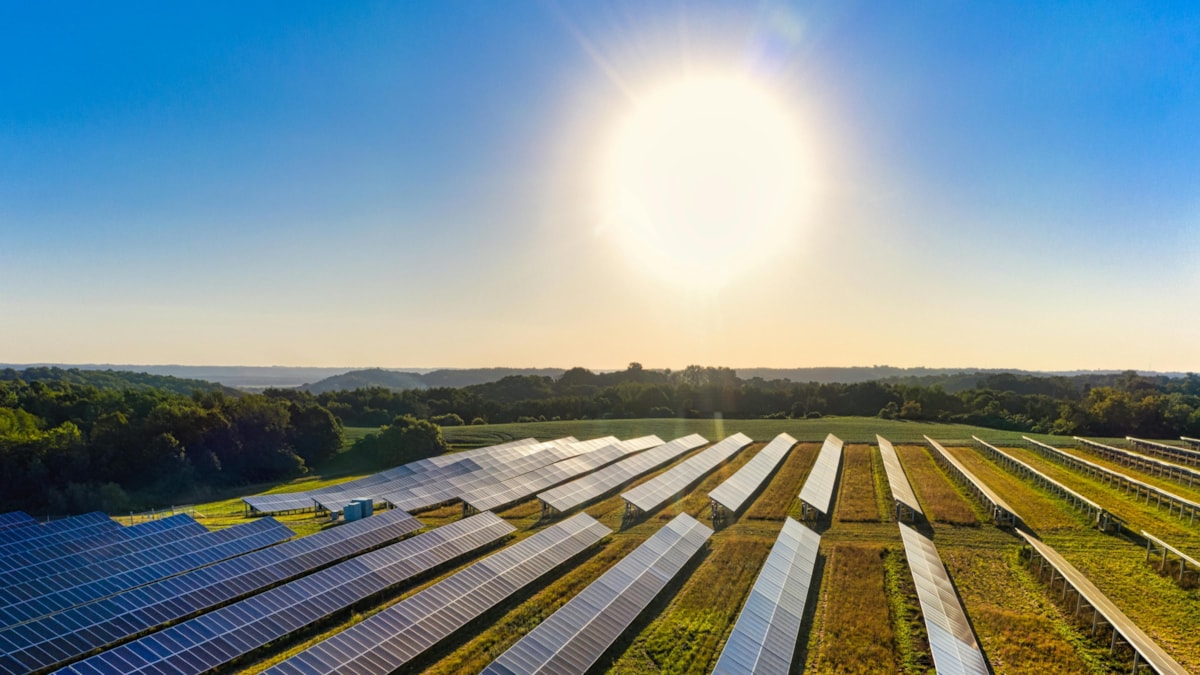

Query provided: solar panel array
[1184,436,1200,450]
[797,434,844,520]
[462,436,663,513]
[1142,530,1200,584]
[709,433,797,519]
[712,517,820,675]
[0,513,35,533]
[0,514,205,575]
[623,433,752,515]
[925,436,1019,527]
[371,437,601,514]
[0,517,294,630]
[60,512,514,675]
[1018,530,1188,675]
[0,514,211,597]
[538,434,709,515]
[269,513,612,675]
[971,437,1119,532]
[876,435,923,522]
[0,512,118,552]
[898,523,989,675]
[1024,437,1200,526]
[1127,437,1200,467]
[242,437,543,513]
[1075,437,1200,487]
[0,510,422,674]
[482,513,712,675]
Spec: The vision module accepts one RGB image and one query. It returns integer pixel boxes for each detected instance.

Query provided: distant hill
[0,366,238,396]
[300,367,567,393]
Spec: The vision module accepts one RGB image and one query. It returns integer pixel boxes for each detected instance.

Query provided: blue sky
[2,2,1197,370]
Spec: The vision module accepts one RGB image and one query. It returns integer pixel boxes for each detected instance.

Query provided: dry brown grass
[895,445,979,525]
[745,442,818,520]
[836,445,884,523]
[805,543,896,673]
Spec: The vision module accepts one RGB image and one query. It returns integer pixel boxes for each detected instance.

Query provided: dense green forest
[2,364,1199,515]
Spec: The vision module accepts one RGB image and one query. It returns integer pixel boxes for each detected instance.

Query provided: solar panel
[462,436,663,513]
[709,433,797,520]
[622,433,752,515]
[0,514,210,598]
[876,435,923,522]
[0,509,423,674]
[0,517,293,630]
[482,513,712,675]
[1126,437,1200,467]
[797,434,844,520]
[538,434,709,515]
[712,517,820,674]
[1076,437,1200,486]
[898,523,988,674]
[269,513,612,675]
[59,512,515,675]
[0,512,119,552]
[1184,436,1200,450]
[0,513,35,533]
[242,437,543,514]
[0,514,208,583]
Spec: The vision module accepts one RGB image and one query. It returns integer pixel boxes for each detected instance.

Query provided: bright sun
[601,74,805,289]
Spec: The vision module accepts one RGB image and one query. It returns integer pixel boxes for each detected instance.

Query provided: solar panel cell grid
[623,433,753,514]
[796,434,844,518]
[876,435,923,520]
[709,433,797,516]
[0,512,119,552]
[0,512,36,533]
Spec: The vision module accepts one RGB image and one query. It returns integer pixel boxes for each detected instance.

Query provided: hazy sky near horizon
[2,2,1198,371]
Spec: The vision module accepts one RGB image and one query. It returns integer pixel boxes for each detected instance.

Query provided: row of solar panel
[461,436,663,513]
[709,433,797,516]
[268,513,612,674]
[62,512,518,675]
[1076,437,1200,486]
[0,513,119,554]
[0,513,35,534]
[0,515,209,592]
[623,433,753,514]
[876,435,923,521]
[538,434,709,514]
[0,514,205,577]
[797,434,844,518]
[0,510,423,674]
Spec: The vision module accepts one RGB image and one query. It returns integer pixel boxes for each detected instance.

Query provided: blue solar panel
[0,517,292,630]
[0,509,422,674]
[0,512,36,533]
[59,512,515,675]
[0,512,119,552]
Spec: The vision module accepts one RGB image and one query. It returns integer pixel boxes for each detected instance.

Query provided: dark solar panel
[269,513,611,674]
[0,512,119,552]
[709,433,797,517]
[59,512,514,675]
[0,510,421,674]
[712,517,820,674]
[0,518,293,630]
[0,514,208,587]
[0,513,36,533]
[482,513,712,675]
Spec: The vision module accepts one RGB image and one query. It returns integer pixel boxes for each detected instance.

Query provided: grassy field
[130,421,1197,674]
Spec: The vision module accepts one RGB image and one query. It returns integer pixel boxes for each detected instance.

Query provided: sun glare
[601,74,806,289]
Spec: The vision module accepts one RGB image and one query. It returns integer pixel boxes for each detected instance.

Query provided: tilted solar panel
[876,435,923,521]
[0,510,422,674]
[0,515,211,599]
[712,517,820,674]
[0,517,294,630]
[709,433,797,517]
[898,523,988,675]
[622,433,752,514]
[538,434,709,514]
[0,513,35,533]
[482,513,712,675]
[796,434,844,519]
[59,512,515,675]
[269,513,612,675]
[0,512,119,552]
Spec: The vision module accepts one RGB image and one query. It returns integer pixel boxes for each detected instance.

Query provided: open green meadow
[128,419,1196,673]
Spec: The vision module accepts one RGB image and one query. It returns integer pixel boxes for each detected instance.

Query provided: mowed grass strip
[607,534,775,675]
[895,445,979,525]
[942,444,1081,532]
[836,445,885,523]
[744,442,819,521]
[804,543,896,674]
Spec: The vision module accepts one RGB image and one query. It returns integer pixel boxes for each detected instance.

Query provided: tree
[369,415,448,465]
